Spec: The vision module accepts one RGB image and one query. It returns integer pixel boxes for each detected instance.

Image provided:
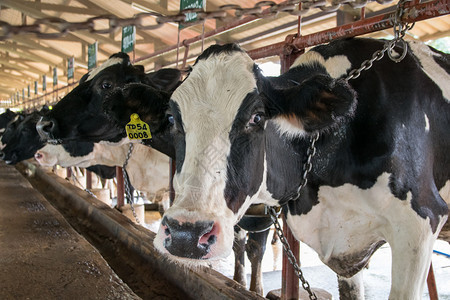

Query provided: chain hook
[387,0,414,63]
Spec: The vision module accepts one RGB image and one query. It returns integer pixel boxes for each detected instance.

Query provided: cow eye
[168,115,174,125]
[249,113,263,125]
[101,81,112,89]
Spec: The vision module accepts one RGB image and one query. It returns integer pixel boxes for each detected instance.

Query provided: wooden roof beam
[0,57,46,75]
[31,3,105,15]
[0,43,57,66]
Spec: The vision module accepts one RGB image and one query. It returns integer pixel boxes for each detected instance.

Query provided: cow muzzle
[34,151,51,166]
[158,216,219,259]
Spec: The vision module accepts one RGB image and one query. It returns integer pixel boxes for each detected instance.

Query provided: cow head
[0,109,17,133]
[1,113,25,149]
[0,110,46,164]
[104,43,356,263]
[36,52,181,145]
[102,82,177,158]
[34,141,95,168]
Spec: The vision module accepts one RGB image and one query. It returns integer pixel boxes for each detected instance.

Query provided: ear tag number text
[125,113,152,140]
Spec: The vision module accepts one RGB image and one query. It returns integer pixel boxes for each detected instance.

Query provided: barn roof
[0,0,448,108]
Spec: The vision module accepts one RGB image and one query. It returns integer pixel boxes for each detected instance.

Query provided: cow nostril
[199,223,218,246]
[42,121,55,134]
[164,226,171,236]
[36,118,57,138]
[0,151,4,160]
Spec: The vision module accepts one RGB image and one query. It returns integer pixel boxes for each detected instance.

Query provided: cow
[0,112,24,150]
[0,111,116,179]
[0,109,17,134]
[36,52,181,152]
[35,53,273,295]
[35,142,170,205]
[0,107,49,164]
[101,38,449,299]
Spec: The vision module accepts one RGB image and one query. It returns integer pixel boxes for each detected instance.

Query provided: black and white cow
[0,112,24,150]
[0,107,49,164]
[36,53,273,295]
[0,109,17,134]
[103,38,449,299]
[36,52,181,150]
[0,111,116,178]
[35,142,170,204]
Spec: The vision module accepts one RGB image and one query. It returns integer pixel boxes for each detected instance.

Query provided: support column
[116,167,124,208]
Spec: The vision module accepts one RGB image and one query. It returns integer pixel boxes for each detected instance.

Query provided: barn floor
[0,162,140,299]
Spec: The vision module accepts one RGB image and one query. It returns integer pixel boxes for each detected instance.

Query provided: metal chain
[346,0,415,80]
[269,207,318,300]
[122,143,141,224]
[280,132,320,205]
[0,0,392,41]
[66,167,97,198]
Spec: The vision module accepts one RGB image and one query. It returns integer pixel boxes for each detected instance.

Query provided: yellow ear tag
[125,113,152,140]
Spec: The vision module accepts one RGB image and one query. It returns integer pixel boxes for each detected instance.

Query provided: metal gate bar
[248,0,449,59]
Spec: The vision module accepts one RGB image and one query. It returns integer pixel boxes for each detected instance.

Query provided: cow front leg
[246,229,270,295]
[233,226,247,287]
[388,217,446,300]
[337,271,364,300]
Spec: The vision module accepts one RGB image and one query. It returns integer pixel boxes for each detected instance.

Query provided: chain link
[0,0,393,41]
[269,207,318,300]
[122,143,141,225]
[280,132,319,205]
[346,0,415,80]
[66,167,97,198]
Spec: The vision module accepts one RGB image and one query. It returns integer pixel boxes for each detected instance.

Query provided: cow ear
[262,74,356,135]
[40,105,50,114]
[146,68,182,92]
[134,65,145,73]
[79,73,90,85]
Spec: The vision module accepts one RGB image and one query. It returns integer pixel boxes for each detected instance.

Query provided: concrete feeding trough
[16,161,264,300]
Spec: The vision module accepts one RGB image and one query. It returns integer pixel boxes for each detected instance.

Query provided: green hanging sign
[42,75,47,91]
[179,0,205,29]
[53,67,58,86]
[121,26,135,53]
[88,42,98,70]
[67,57,74,80]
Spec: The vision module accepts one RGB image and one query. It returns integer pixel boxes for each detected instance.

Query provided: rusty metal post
[182,41,190,69]
[427,262,439,300]
[86,170,92,190]
[279,47,304,300]
[116,166,125,208]
[281,215,300,300]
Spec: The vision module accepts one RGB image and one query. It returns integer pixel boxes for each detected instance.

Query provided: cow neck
[279,132,319,206]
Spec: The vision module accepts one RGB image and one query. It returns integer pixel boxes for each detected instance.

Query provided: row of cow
[0,65,269,294]
[1,37,449,299]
